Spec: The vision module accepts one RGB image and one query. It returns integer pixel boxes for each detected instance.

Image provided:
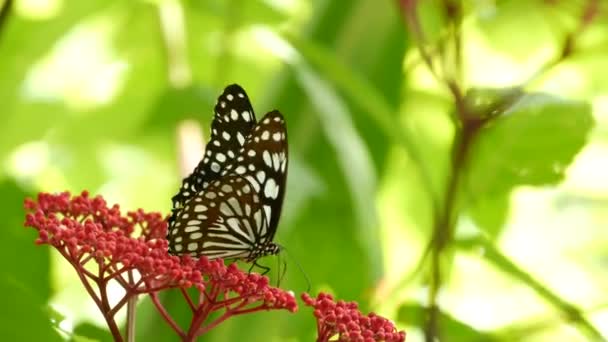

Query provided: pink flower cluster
[24,191,297,342]
[302,293,405,342]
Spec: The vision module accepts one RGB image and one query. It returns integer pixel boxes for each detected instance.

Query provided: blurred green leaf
[0,180,52,298]
[475,1,561,62]
[456,236,605,341]
[0,274,61,341]
[0,181,57,339]
[282,33,437,204]
[465,93,593,237]
[466,192,510,240]
[143,85,216,131]
[71,322,113,342]
[397,303,498,342]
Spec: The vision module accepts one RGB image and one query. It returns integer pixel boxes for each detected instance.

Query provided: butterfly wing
[171,84,258,211]
[222,110,288,243]
[168,110,288,260]
[167,174,269,259]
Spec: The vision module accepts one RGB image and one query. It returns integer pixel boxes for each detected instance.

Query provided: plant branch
[149,292,185,338]
[524,0,599,87]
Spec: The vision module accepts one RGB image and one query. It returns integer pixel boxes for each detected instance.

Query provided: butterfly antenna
[277,244,311,292]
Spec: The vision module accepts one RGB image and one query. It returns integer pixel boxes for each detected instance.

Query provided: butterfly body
[167,85,288,262]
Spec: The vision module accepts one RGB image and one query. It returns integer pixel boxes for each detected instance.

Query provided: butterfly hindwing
[167,174,269,260]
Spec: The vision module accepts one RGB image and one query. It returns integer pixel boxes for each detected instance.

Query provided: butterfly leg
[249,260,270,275]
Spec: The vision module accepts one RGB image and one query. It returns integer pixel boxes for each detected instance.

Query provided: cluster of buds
[24,191,297,342]
[303,293,405,342]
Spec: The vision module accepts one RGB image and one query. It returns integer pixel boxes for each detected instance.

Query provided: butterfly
[167,84,288,265]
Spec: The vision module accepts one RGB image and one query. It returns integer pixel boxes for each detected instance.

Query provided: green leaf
[466,191,510,240]
[71,322,113,342]
[0,180,58,339]
[456,236,605,341]
[281,34,438,205]
[0,274,61,341]
[397,303,498,342]
[468,93,593,194]
[465,93,593,236]
[475,1,563,62]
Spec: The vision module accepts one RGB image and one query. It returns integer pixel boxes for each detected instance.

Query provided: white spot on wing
[211,162,221,172]
[272,153,281,171]
[235,166,246,174]
[264,178,279,199]
[263,150,272,168]
[237,132,245,146]
[256,170,266,183]
[261,131,270,140]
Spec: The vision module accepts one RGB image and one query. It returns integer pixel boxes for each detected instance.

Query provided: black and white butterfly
[167,84,288,263]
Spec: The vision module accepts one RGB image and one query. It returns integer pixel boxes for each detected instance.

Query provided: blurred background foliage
[1,0,607,341]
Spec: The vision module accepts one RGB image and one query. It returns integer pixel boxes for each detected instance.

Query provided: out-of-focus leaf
[143,85,216,132]
[71,322,113,342]
[281,33,437,203]
[475,1,563,61]
[397,303,499,342]
[466,192,510,240]
[465,88,593,238]
[0,180,52,298]
[468,93,593,195]
[456,236,605,341]
[0,180,56,340]
[0,274,61,341]
[186,0,286,28]
[288,62,381,278]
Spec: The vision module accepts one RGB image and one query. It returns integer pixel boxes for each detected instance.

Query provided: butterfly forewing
[168,85,288,262]
[170,84,257,219]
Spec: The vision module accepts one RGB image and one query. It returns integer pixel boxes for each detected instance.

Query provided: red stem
[59,246,124,341]
[196,301,250,336]
[180,288,196,312]
[149,292,185,338]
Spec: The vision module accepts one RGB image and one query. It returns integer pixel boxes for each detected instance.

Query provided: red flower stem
[108,291,133,317]
[97,269,125,342]
[196,301,254,336]
[149,292,185,338]
[79,266,99,281]
[78,253,94,267]
[180,288,196,312]
[58,248,103,308]
[186,285,221,340]
[64,251,123,342]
